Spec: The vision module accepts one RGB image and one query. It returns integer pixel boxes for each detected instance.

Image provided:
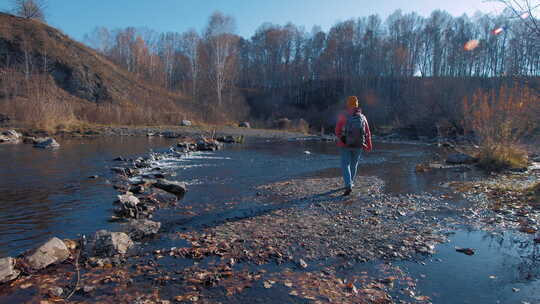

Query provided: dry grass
[1,72,79,132]
[463,84,539,172]
[476,144,529,171]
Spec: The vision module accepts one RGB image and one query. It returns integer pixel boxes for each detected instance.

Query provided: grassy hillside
[0,13,202,130]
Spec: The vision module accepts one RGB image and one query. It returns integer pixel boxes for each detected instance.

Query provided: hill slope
[0,13,198,127]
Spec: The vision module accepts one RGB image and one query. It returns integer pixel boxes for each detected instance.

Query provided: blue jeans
[341,148,362,189]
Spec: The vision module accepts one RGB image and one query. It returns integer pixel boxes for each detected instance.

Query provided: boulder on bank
[127,219,161,240]
[153,180,187,196]
[0,129,21,143]
[33,137,60,149]
[239,122,251,128]
[446,153,478,165]
[86,230,133,257]
[0,257,20,283]
[24,237,70,270]
[180,120,192,127]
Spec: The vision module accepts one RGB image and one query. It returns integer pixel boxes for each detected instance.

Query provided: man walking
[335,96,372,196]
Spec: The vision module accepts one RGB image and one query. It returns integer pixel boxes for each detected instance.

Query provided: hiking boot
[343,188,352,196]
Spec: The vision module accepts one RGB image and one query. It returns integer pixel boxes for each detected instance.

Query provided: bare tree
[12,0,46,21]
[494,0,540,41]
[180,29,201,98]
[204,11,238,106]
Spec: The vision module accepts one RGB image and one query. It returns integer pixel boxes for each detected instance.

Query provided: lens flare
[520,12,530,19]
[492,27,504,35]
[464,39,479,51]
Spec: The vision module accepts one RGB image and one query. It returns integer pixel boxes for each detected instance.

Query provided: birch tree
[204,12,238,106]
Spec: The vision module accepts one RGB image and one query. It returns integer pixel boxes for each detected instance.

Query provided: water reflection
[0,137,474,257]
[0,136,176,257]
[401,230,540,304]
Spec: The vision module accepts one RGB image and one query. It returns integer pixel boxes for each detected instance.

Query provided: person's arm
[363,117,372,152]
[335,114,346,141]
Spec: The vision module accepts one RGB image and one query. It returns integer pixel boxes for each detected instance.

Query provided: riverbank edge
[0,124,310,141]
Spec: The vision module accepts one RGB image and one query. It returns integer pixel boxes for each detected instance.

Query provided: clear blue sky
[0,0,504,41]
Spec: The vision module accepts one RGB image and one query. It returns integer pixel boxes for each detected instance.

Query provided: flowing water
[0,136,538,303]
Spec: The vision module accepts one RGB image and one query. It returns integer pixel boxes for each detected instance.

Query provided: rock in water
[153,180,187,196]
[0,257,20,283]
[114,194,141,218]
[196,139,223,151]
[217,135,244,144]
[127,219,161,240]
[87,230,133,257]
[117,194,140,207]
[455,247,475,255]
[239,122,251,128]
[446,153,477,165]
[129,185,145,194]
[0,130,21,143]
[24,237,70,270]
[180,120,192,126]
[149,188,178,205]
[33,137,60,149]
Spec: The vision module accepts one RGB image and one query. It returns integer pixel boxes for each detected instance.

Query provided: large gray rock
[86,230,133,257]
[0,257,20,283]
[114,194,142,219]
[180,120,192,127]
[24,237,70,270]
[33,137,60,149]
[153,180,187,196]
[446,153,478,165]
[127,219,161,240]
[0,130,21,143]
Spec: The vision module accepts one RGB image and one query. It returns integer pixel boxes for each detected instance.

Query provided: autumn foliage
[462,84,539,170]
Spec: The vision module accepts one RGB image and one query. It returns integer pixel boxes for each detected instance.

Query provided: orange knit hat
[346,96,359,109]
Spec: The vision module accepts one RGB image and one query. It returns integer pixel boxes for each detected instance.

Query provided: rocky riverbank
[1,127,539,303]
[0,135,242,297]
[1,124,309,141]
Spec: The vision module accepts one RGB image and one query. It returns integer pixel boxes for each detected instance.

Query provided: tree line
[85,9,539,91]
[82,8,539,132]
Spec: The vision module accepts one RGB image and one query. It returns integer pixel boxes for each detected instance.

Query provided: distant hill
[0,12,199,127]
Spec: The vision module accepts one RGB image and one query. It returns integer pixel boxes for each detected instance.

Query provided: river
[0,136,538,303]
